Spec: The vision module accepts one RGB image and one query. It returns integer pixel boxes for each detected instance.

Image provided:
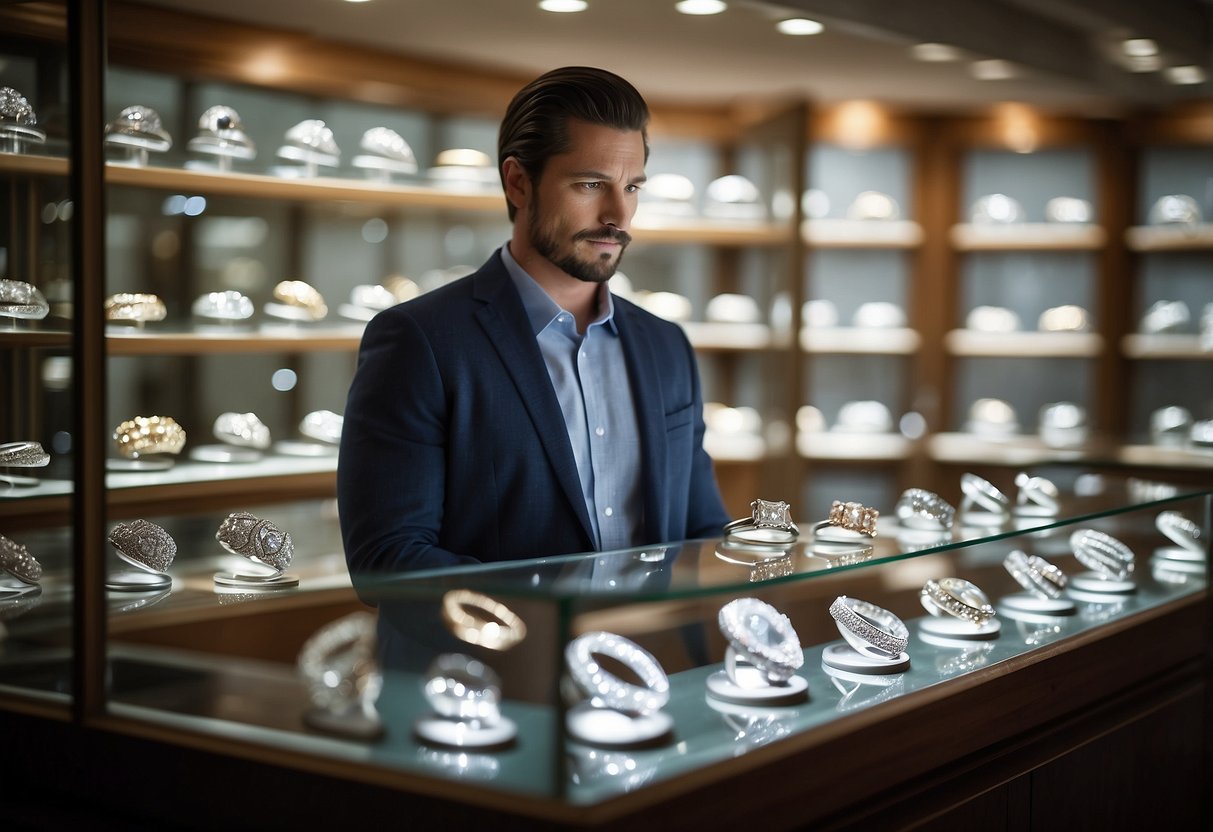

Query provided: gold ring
[272,280,328,321]
[823,500,879,537]
[104,292,167,323]
[113,415,187,459]
[441,589,527,651]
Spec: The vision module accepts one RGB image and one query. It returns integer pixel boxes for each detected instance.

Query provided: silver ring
[1003,549,1067,599]
[216,511,294,574]
[0,441,50,468]
[920,578,996,626]
[894,488,954,531]
[829,595,908,659]
[297,611,381,712]
[1156,511,1202,553]
[717,598,804,685]
[191,290,254,322]
[960,473,1010,515]
[213,412,271,450]
[0,534,43,585]
[423,653,501,725]
[1014,472,1059,513]
[565,631,669,715]
[723,498,800,545]
[299,410,343,445]
[1070,529,1135,581]
[0,279,50,320]
[107,519,177,574]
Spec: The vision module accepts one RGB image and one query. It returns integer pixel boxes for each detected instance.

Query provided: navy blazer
[337,251,729,575]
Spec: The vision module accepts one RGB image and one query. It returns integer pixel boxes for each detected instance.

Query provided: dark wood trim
[1094,118,1135,437]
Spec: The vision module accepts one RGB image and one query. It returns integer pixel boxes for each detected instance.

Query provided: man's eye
[580,181,600,190]
[626,184,642,193]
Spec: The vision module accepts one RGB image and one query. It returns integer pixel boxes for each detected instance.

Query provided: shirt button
[604,506,614,517]
[558,315,569,324]
[595,426,605,437]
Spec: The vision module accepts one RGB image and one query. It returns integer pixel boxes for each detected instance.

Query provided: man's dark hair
[498,66,650,220]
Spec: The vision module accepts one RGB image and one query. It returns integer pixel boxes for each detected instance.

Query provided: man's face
[526,119,646,284]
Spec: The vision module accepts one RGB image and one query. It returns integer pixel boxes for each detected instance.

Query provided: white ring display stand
[999,592,1077,616]
[918,616,1001,641]
[565,701,674,748]
[274,440,338,457]
[106,457,175,472]
[705,668,809,706]
[1152,545,1205,563]
[106,569,172,592]
[1069,572,1137,594]
[213,571,300,590]
[189,445,263,464]
[414,714,517,749]
[821,642,910,675]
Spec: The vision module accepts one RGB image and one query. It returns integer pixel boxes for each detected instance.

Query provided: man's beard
[529,204,631,284]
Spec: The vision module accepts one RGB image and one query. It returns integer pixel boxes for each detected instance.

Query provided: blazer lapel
[471,259,596,546]
[615,302,670,543]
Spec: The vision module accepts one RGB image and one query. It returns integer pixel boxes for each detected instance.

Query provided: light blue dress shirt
[500,244,643,551]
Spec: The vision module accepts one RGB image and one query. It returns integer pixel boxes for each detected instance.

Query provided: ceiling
[143,0,1213,116]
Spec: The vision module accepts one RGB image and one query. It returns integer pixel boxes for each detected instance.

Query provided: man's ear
[502,157,531,215]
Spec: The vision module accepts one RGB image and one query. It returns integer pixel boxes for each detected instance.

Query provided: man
[338,66,729,575]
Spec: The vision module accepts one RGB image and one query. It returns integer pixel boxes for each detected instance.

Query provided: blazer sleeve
[338,306,480,577]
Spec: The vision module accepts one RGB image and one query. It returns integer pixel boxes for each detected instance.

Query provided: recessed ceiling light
[911,43,962,62]
[538,0,587,12]
[675,0,726,14]
[777,18,824,36]
[1164,65,1207,85]
[970,59,1016,81]
[343,0,373,4]
[1122,38,1158,58]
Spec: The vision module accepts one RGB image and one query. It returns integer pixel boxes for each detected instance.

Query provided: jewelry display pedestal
[212,571,300,590]
[918,617,1001,641]
[1000,592,1077,616]
[189,445,262,464]
[565,702,673,749]
[821,643,910,674]
[1069,573,1137,594]
[705,666,809,706]
[105,569,172,592]
[414,714,517,749]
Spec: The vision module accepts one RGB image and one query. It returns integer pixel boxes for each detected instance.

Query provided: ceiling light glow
[538,0,588,12]
[1164,65,1207,85]
[777,18,823,36]
[1122,38,1158,58]
[675,0,726,15]
[970,59,1016,81]
[911,43,962,62]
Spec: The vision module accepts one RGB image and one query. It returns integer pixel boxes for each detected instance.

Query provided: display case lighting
[970,59,1016,81]
[1122,38,1158,58]
[675,0,726,15]
[776,18,823,36]
[911,43,962,62]
[1164,65,1207,85]
[538,0,588,12]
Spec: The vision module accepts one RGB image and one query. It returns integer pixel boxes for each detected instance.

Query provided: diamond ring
[718,597,804,686]
[960,473,1010,516]
[894,488,954,531]
[0,279,50,320]
[107,519,177,575]
[422,653,502,725]
[192,290,254,322]
[812,500,879,538]
[565,631,670,715]
[920,578,996,626]
[0,441,50,468]
[213,412,271,450]
[297,611,381,714]
[829,595,908,659]
[1014,472,1059,515]
[441,589,527,651]
[723,498,800,545]
[104,292,167,324]
[1070,529,1135,582]
[299,410,343,445]
[266,280,328,322]
[1156,511,1203,554]
[216,511,294,575]
[113,415,186,459]
[1004,549,1068,599]
[0,534,43,588]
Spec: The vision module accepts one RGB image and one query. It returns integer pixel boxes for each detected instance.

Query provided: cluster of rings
[0,534,43,585]
[0,278,50,320]
[113,415,187,459]
[920,578,996,626]
[216,511,294,574]
[1003,550,1068,599]
[0,441,50,468]
[829,596,909,659]
[717,598,803,685]
[894,488,954,531]
[1070,529,1135,581]
[723,498,799,546]
[565,631,670,715]
[298,611,381,712]
[423,653,501,725]
[441,589,527,651]
[107,519,177,574]
[104,292,167,324]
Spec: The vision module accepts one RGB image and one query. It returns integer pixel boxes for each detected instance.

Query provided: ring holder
[213,511,300,590]
[707,597,808,706]
[824,596,911,675]
[105,519,175,593]
[564,631,674,749]
[414,653,516,749]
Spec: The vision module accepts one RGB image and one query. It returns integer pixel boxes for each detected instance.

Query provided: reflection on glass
[823,664,905,712]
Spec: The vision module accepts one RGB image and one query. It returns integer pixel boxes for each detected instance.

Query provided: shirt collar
[500,243,618,336]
